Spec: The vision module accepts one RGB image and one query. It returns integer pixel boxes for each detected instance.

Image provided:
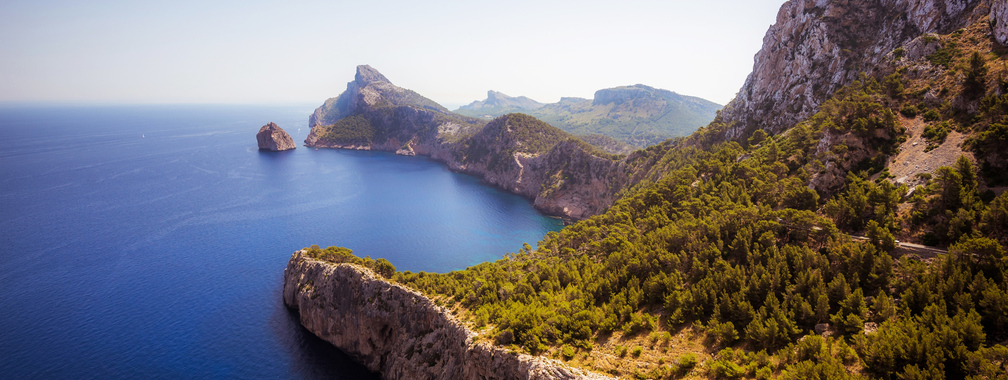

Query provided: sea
[0,104,564,379]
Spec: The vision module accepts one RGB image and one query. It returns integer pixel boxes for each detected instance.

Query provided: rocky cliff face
[720,0,993,140]
[256,122,296,151]
[283,250,612,380]
[304,66,642,220]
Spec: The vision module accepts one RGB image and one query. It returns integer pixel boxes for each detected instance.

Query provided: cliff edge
[282,249,612,380]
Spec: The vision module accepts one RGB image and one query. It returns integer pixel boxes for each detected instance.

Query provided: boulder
[256,122,296,151]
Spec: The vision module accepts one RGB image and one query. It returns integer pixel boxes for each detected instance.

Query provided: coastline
[282,249,612,380]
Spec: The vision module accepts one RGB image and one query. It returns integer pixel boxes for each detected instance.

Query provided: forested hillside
[307,14,1008,378]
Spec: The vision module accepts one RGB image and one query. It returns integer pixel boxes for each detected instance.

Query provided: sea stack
[256,122,296,151]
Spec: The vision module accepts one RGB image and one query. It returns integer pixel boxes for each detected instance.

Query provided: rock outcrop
[993,0,1008,45]
[719,0,993,141]
[257,122,296,151]
[283,250,613,380]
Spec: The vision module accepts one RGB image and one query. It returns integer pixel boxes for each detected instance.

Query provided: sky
[0,0,786,108]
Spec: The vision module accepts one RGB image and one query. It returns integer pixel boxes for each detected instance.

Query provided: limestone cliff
[719,0,993,141]
[304,66,645,220]
[257,122,296,151]
[283,249,613,380]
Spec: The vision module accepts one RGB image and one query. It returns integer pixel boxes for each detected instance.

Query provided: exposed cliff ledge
[282,250,613,380]
[719,0,992,140]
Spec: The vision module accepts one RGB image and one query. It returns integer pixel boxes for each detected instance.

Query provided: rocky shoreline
[282,249,613,380]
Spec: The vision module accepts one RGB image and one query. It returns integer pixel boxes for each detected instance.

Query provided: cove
[0,105,563,378]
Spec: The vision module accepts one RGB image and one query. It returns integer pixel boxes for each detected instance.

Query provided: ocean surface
[0,105,563,379]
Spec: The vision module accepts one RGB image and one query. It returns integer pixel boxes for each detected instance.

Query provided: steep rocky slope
[719,0,992,141]
[256,122,296,151]
[283,249,613,380]
[305,67,680,220]
[291,2,1008,378]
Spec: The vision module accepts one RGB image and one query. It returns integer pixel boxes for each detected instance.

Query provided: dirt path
[888,116,972,186]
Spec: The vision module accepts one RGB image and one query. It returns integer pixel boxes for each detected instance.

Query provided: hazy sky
[0,0,786,108]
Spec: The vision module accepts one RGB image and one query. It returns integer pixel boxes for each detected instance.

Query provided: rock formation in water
[719,0,992,141]
[283,249,613,380]
[256,122,296,151]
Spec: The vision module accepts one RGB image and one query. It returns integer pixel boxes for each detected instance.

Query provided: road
[850,235,948,259]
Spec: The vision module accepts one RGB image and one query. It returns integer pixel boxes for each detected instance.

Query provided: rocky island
[256,122,296,151]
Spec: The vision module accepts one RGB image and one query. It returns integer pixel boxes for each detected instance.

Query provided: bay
[0,105,563,378]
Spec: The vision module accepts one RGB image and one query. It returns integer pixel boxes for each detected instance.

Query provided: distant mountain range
[455,85,721,147]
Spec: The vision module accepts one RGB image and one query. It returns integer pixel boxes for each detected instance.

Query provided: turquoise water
[0,105,563,378]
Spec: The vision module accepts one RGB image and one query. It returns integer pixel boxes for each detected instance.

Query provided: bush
[631,346,643,357]
[900,104,919,118]
[560,344,575,361]
[923,109,941,122]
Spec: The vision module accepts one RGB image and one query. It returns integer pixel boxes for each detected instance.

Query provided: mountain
[304,66,675,219]
[718,0,990,141]
[293,1,1008,378]
[455,90,545,118]
[532,85,721,147]
[304,65,481,151]
[456,85,722,148]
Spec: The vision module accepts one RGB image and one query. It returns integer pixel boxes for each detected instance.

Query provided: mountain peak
[355,65,390,86]
[487,90,502,102]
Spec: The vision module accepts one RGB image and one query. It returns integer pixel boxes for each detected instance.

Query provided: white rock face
[992,0,1008,45]
[283,250,614,380]
[720,0,990,140]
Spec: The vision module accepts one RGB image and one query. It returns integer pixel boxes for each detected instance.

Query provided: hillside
[455,90,545,119]
[291,1,1008,378]
[456,85,722,148]
[304,67,676,220]
[304,65,483,150]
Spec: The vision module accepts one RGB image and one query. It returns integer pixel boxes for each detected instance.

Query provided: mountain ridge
[304,66,672,220]
[456,84,721,147]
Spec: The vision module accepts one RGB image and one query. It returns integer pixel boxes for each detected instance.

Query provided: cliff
[719,0,993,141]
[282,249,613,380]
[305,66,649,220]
[256,122,296,151]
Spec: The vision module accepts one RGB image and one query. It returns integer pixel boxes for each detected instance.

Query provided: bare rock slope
[720,0,993,140]
[256,122,296,151]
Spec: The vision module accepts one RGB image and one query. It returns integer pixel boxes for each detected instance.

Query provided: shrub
[900,104,919,118]
[560,344,575,361]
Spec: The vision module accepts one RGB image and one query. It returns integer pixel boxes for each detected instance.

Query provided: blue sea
[0,105,563,379]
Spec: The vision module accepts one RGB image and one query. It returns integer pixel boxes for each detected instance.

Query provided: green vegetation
[304,245,395,278]
[304,21,1008,379]
[315,115,375,144]
[457,85,721,148]
[308,69,1008,377]
[927,40,960,68]
[458,113,621,171]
